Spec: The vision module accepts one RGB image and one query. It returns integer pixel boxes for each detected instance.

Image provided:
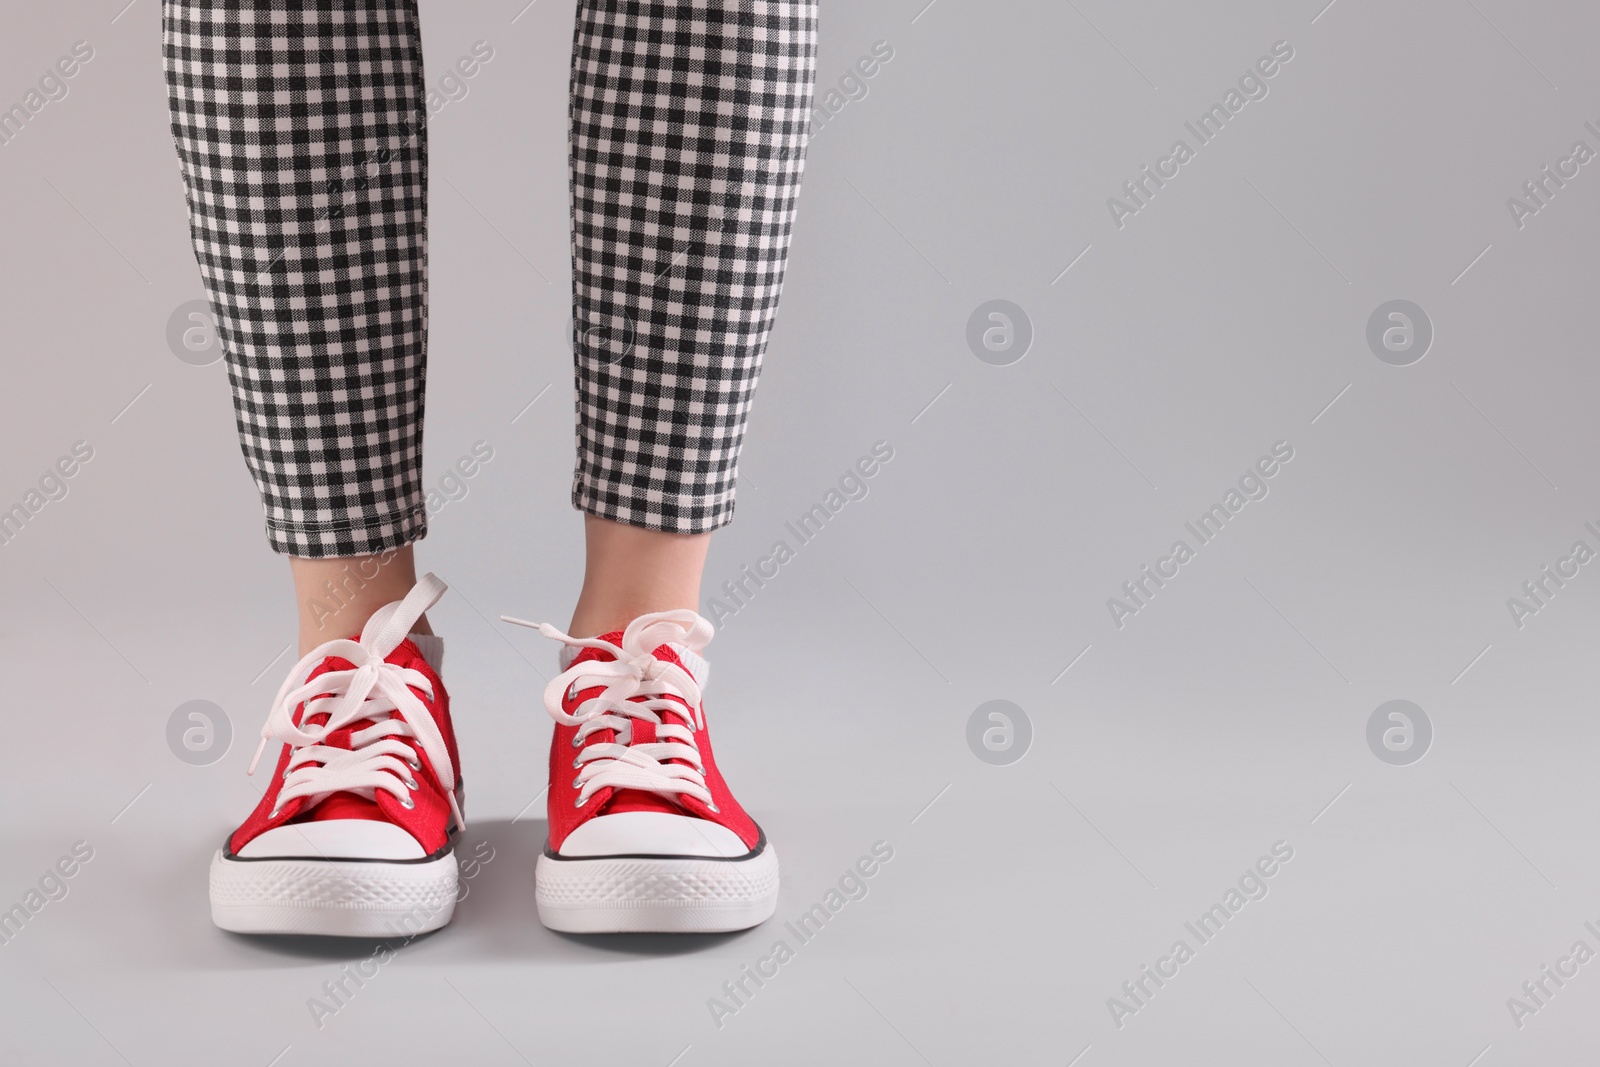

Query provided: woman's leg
[530,0,819,935]
[167,1,466,938]
[566,0,819,633]
[164,0,432,649]
[290,548,431,655]
[568,518,708,637]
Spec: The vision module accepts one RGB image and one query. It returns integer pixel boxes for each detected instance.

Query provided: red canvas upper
[227,637,460,857]
[546,633,760,853]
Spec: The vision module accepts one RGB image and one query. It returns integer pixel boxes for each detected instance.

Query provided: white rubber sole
[210,848,458,937]
[535,845,779,933]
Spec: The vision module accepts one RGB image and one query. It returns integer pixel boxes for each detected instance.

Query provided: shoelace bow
[248,573,464,831]
[501,610,718,812]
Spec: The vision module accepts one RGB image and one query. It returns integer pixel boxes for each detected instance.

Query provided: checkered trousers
[569,1,818,531]
[163,1,817,557]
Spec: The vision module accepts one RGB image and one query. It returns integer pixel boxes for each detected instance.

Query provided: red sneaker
[210,574,466,936]
[502,610,779,933]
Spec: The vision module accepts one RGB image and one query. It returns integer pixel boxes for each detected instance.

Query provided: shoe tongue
[605,789,689,816]
[561,631,624,670]
[301,792,387,823]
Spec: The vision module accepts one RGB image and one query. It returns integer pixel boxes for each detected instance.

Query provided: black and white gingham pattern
[164,0,430,557]
[569,1,818,532]
[164,0,816,556]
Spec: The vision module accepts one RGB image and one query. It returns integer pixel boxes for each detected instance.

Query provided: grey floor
[5,0,1600,1064]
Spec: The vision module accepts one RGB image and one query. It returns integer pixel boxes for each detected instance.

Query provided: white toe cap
[558,811,750,858]
[235,819,428,860]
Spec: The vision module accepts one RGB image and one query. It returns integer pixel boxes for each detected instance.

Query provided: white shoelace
[501,610,718,812]
[247,573,465,831]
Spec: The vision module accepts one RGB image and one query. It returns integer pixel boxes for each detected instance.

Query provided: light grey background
[3,0,1600,1063]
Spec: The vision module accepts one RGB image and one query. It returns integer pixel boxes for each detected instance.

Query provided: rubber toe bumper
[535,841,778,933]
[210,848,458,936]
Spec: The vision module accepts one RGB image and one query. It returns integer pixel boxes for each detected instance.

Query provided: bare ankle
[568,516,710,637]
[290,546,431,654]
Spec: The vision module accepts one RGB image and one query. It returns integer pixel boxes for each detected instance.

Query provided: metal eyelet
[405,755,421,770]
[403,776,418,791]
[268,806,283,819]
[572,757,583,770]
[707,802,720,814]
[574,795,588,808]
[572,776,583,791]
[400,794,416,810]
[570,734,583,749]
